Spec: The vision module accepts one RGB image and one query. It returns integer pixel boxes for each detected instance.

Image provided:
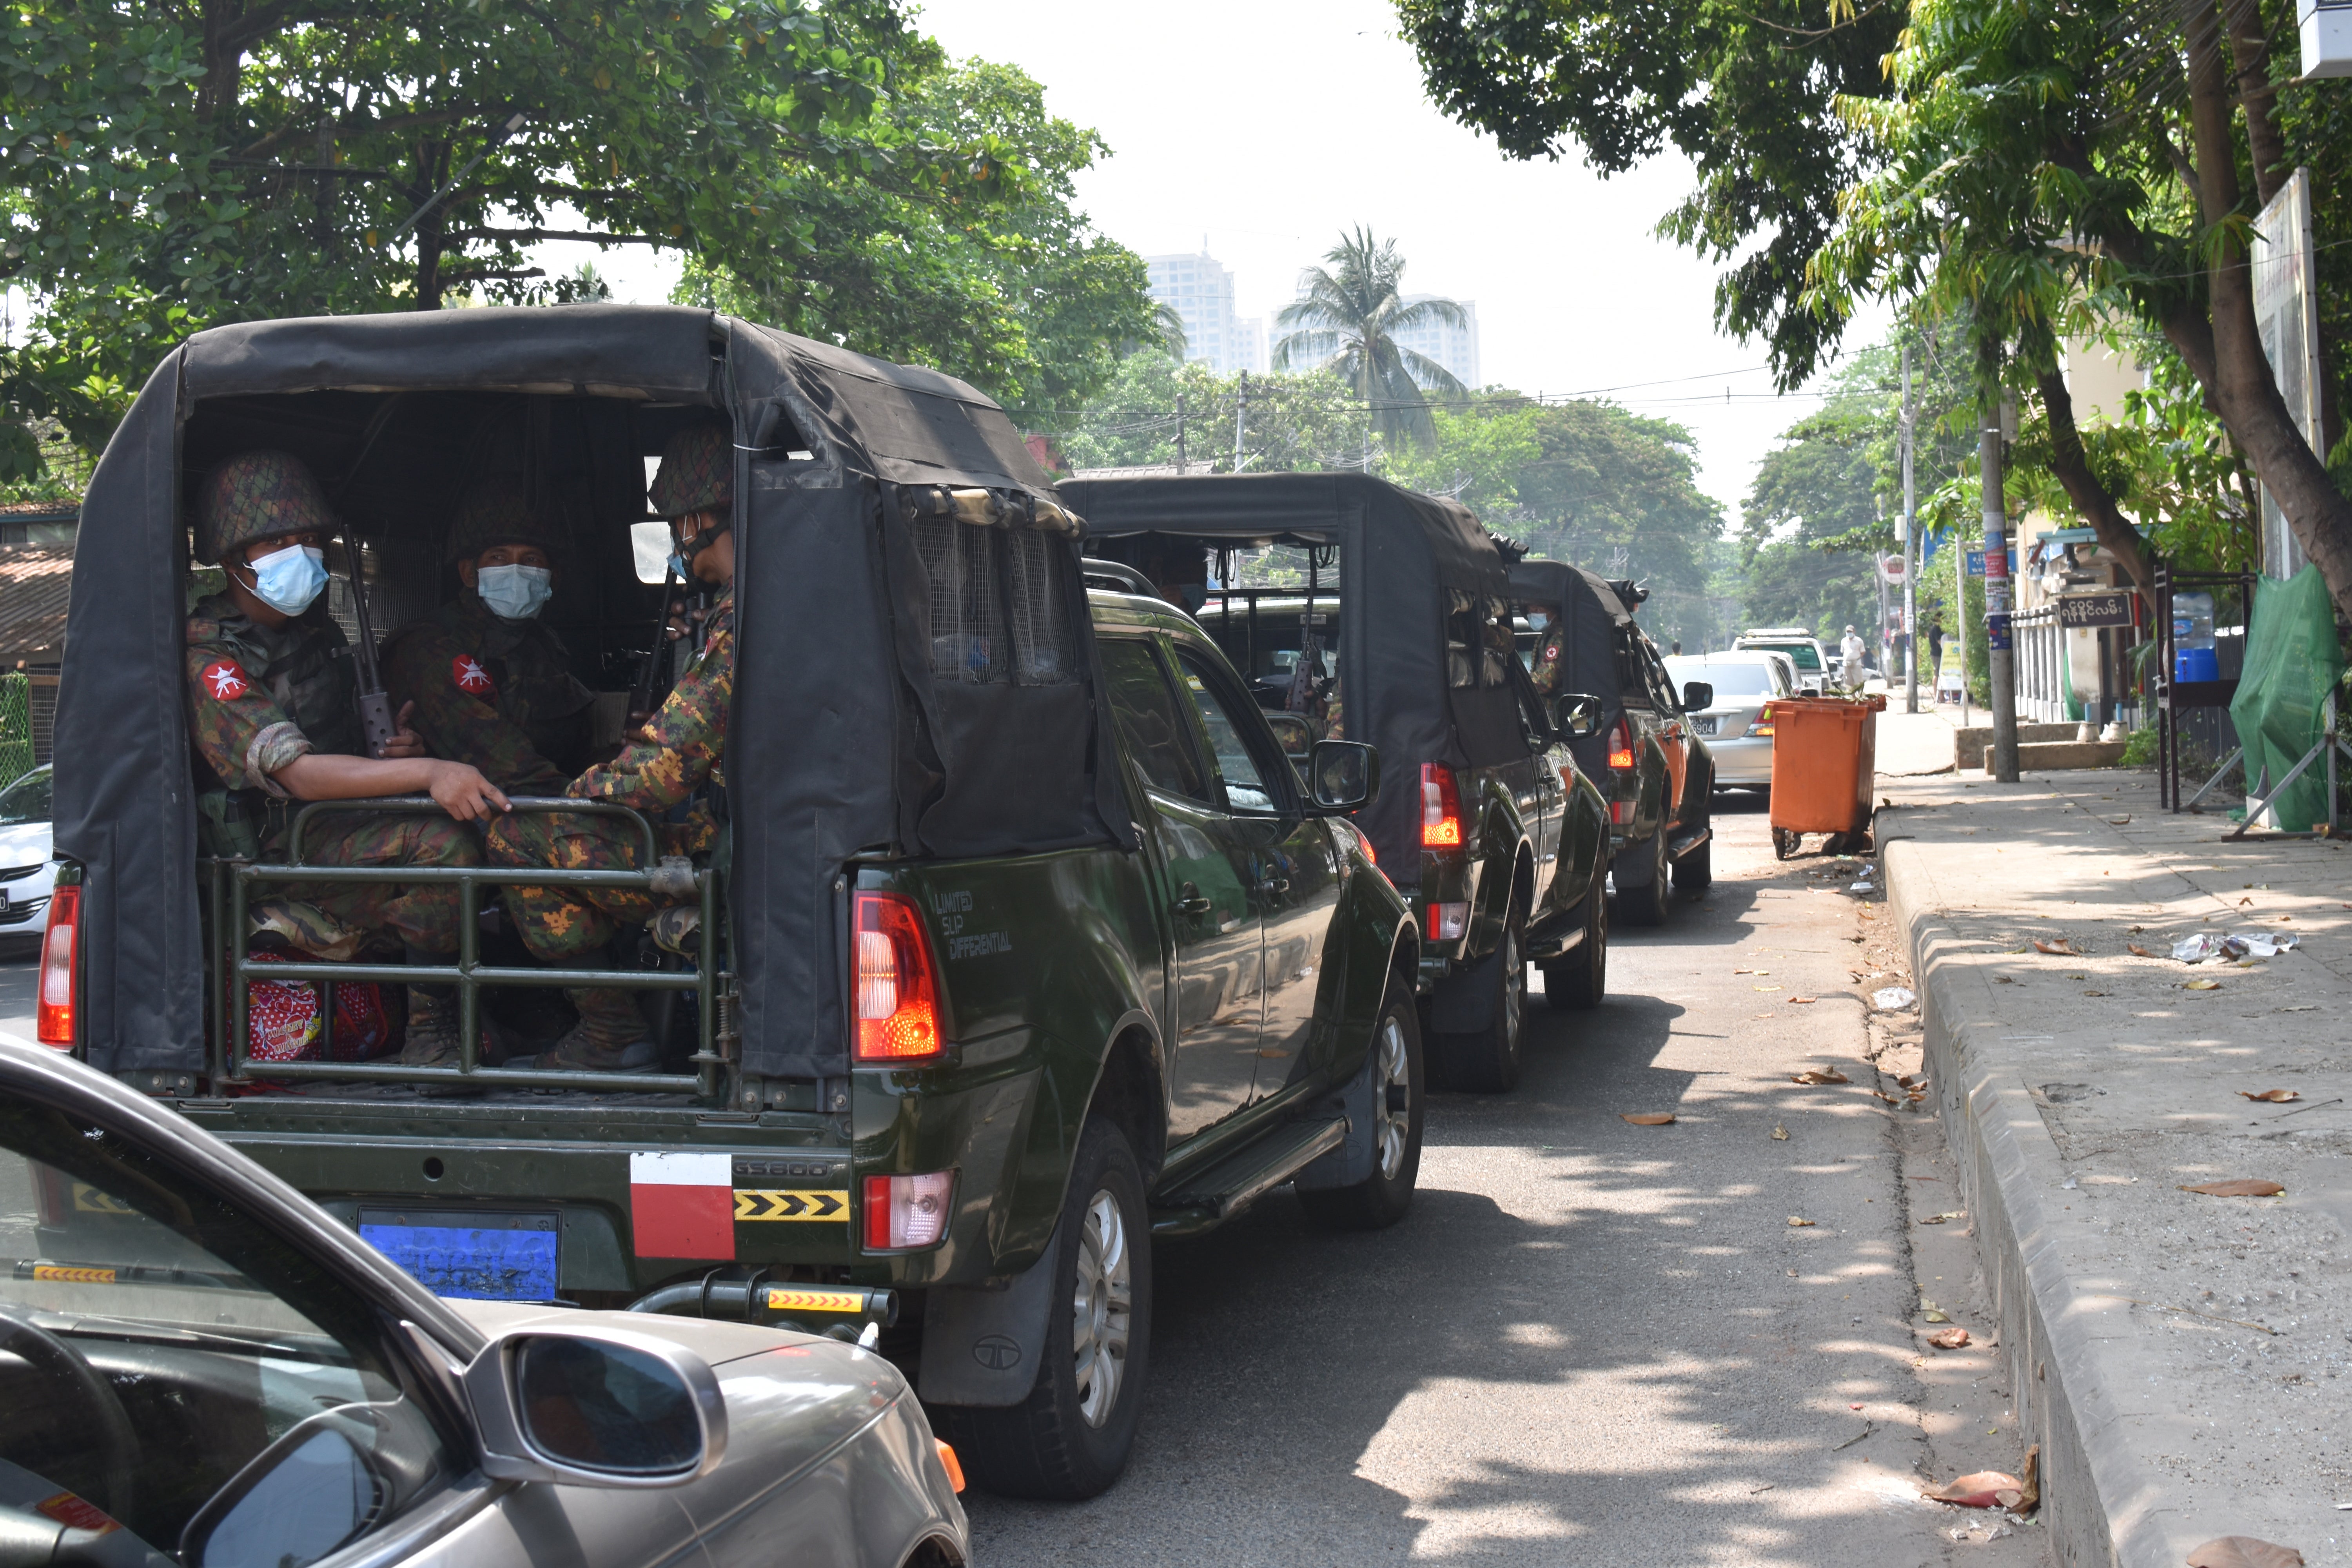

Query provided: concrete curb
[1882,833,2180,1568]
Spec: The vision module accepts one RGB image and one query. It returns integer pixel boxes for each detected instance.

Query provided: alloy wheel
[1501,925,1524,1052]
[1374,1013,1412,1180]
[1071,1187,1132,1428]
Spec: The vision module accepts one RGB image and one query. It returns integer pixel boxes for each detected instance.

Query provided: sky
[563,0,1893,522]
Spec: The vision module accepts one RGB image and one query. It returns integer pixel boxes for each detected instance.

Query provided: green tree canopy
[1,4,1150,465]
[1054,354,1372,476]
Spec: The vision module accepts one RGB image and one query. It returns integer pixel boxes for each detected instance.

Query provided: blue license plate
[358,1209,560,1301]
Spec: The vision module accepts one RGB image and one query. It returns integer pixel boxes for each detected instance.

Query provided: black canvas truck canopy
[54,304,1129,1083]
[1056,471,1519,884]
[1508,558,1641,777]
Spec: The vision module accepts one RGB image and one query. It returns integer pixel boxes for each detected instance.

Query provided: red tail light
[36,883,79,1048]
[1746,703,1776,739]
[1420,764,1463,849]
[1606,718,1636,771]
[853,891,944,1063]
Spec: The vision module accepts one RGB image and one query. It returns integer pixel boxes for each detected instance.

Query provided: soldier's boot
[535,984,657,1073]
[398,984,463,1068]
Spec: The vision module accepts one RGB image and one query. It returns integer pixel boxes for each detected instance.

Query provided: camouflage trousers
[483,809,673,963]
[280,811,481,955]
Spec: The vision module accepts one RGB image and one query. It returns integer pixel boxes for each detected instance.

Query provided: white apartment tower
[1145,249,1267,376]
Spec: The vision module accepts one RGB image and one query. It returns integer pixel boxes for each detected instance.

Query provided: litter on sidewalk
[2171,931,2301,962]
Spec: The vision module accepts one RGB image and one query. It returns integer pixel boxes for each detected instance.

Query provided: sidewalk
[1876,762,2350,1568]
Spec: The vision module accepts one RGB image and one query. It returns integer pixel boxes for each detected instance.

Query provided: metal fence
[204,797,730,1097]
[0,672,31,786]
[2009,606,2147,730]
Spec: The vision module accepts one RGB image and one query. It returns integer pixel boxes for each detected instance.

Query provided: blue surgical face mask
[247,543,328,616]
[477,563,554,621]
[1528,612,1550,632]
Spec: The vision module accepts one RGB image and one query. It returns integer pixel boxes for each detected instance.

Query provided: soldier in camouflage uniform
[486,421,736,1071]
[186,451,511,1067]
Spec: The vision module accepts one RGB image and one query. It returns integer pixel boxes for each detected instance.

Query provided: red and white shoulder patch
[201,660,250,701]
[452,656,496,697]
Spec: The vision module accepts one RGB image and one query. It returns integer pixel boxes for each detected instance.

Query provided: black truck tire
[1673,835,1712,895]
[1299,975,1424,1231]
[1439,918,1526,1094]
[936,1117,1152,1500]
[1542,881,1608,1011]
[1614,827,1670,927]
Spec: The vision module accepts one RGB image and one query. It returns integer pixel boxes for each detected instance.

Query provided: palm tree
[1154,301,1189,362]
[1272,227,1468,451]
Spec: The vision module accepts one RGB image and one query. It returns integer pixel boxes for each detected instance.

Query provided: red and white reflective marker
[452,656,495,696]
[203,661,250,701]
[628,1151,735,1259]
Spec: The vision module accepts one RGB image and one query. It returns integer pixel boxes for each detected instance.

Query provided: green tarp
[2228,566,2345,831]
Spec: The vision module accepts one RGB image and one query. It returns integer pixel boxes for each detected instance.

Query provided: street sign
[2056,591,2135,629]
[1964,548,2019,578]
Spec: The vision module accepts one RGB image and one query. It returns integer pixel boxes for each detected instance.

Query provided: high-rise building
[1144,249,1266,376]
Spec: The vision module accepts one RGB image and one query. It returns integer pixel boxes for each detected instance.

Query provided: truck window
[1174,651,1279,815]
[1099,639,1211,802]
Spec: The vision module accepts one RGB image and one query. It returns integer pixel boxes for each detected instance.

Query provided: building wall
[1145,251,1267,376]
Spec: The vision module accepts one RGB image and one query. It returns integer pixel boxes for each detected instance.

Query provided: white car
[1731,629,1830,694]
[0,766,53,953]
[1664,653,1793,789]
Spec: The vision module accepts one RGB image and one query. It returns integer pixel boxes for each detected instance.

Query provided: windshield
[0,768,50,827]
[1747,640,1822,670]
[1667,659,1775,697]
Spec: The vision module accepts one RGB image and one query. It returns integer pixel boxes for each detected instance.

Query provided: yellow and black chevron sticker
[733,1189,848,1223]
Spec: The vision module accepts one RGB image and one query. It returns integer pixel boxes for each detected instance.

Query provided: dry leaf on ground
[2186,1539,2305,1568]
[1621,1112,1675,1126]
[1872,1089,1899,1104]
[1786,1216,1816,1227]
[1920,1210,1965,1225]
[2129,943,2156,957]
[1790,996,1818,1005]
[2184,979,2224,990]
[2237,1089,2301,1103]
[2033,937,2077,955]
[1754,984,1784,992]
[1790,1069,1851,1085]
[1922,1470,2020,1508]
[1928,1326,1971,1349]
[2001,1446,2041,1514]
[2180,1179,2286,1198]
[1771,1125,1789,1140]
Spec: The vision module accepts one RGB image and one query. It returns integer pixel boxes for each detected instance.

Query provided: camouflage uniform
[485,423,735,1067]
[188,452,481,1063]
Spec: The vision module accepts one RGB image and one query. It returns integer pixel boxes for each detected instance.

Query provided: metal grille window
[915,513,1075,687]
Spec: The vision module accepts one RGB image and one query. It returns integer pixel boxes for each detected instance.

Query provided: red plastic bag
[245,973,392,1063]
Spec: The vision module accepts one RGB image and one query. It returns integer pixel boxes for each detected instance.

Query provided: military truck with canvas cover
[1509,560,1716,929]
[1058,474,1611,1093]
[36,307,1422,1499]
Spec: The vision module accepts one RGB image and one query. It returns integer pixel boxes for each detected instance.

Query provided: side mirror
[1552,693,1604,739]
[181,1409,392,1568]
[463,1326,728,1488]
[1263,712,1315,762]
[1307,740,1379,813]
[1679,681,1713,713]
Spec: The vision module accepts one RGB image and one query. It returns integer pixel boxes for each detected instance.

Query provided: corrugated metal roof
[0,542,74,664]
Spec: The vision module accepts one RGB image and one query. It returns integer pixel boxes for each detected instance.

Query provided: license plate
[358,1209,560,1301]
[1690,716,1719,736]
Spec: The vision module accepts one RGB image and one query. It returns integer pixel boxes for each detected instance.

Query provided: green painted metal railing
[203,797,728,1098]
[0,672,33,788]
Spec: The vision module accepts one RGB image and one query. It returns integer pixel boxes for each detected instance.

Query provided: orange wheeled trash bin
[1768,693,1886,859]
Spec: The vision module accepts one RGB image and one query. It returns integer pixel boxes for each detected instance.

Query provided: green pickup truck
[1059,474,1614,1094]
[37,307,1423,1501]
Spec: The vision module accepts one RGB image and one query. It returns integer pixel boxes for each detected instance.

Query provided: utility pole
[1957,499,1971,726]
[1233,371,1249,472]
[1175,393,1187,473]
[1902,346,1919,714]
[1982,382,2019,780]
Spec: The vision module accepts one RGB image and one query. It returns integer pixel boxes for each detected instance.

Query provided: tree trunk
[2181,0,2352,612]
[2034,368,2157,592]
[411,141,446,310]
[2223,0,2288,207]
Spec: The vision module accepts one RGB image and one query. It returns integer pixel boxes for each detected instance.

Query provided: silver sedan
[0,1042,970,1568]
[1664,652,1792,789]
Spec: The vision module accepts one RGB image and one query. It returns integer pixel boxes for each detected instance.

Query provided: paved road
[0,956,33,1042]
[966,797,2046,1566]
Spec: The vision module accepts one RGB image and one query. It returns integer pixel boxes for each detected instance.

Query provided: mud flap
[916,1221,1065,1408]
[1611,832,1662,888]
[1292,1047,1377,1192]
[1427,940,1502,1034]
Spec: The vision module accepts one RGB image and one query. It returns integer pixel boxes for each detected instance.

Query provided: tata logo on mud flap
[972,1334,1022,1372]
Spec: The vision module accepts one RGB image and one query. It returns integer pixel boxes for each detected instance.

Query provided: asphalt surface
[0,955,33,1042]
[966,795,2051,1565]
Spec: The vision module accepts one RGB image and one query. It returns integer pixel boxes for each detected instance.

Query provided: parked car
[41,306,1423,1505]
[0,764,53,955]
[1733,628,1830,693]
[1509,561,1714,929]
[0,1038,971,1568]
[1062,472,1613,1092]
[1663,652,1792,792]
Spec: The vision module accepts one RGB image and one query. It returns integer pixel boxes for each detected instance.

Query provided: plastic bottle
[2173,591,2218,682]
